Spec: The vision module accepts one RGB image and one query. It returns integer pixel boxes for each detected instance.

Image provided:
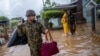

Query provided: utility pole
[91,7,96,31]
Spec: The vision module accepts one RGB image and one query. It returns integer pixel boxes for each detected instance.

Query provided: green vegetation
[0,16,23,29]
[11,17,22,20]
[42,10,64,19]
[10,17,22,29]
[0,16,9,21]
[43,0,57,9]
[0,16,9,28]
[41,0,64,28]
[96,0,100,4]
[10,20,19,29]
[48,22,53,28]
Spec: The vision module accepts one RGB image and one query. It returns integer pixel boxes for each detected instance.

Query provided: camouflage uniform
[17,20,45,56]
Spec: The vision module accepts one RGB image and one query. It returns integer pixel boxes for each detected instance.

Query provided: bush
[10,20,19,29]
[48,22,53,28]
[41,10,64,19]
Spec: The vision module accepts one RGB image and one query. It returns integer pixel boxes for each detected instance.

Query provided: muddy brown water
[0,24,100,56]
[0,46,4,56]
[0,45,8,56]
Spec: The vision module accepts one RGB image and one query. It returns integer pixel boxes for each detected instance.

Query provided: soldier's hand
[18,21,23,26]
[44,29,49,34]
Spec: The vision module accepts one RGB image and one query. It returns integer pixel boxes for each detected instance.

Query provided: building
[49,0,98,30]
[71,0,97,24]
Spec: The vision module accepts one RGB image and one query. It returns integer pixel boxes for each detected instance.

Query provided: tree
[44,0,57,9]
[10,20,19,29]
[41,10,64,28]
[0,16,9,21]
[0,16,9,28]
[10,17,23,29]
[41,0,63,28]
[42,10,64,19]
[11,17,22,20]
[96,0,100,4]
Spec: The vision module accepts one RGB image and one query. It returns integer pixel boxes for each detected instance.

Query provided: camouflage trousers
[28,42,42,56]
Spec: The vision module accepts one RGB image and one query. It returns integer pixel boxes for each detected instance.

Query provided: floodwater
[0,46,3,56]
[0,45,9,56]
[1,24,100,56]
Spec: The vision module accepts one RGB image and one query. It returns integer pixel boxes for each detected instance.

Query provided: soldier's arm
[39,23,47,34]
[17,24,25,36]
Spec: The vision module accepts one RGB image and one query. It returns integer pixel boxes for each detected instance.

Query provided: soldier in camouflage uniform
[17,10,47,56]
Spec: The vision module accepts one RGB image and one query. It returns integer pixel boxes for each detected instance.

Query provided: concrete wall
[38,17,62,28]
[49,18,62,28]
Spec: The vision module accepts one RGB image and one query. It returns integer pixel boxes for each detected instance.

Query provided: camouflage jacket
[17,20,45,43]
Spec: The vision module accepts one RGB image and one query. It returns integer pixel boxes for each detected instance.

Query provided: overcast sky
[0,0,71,19]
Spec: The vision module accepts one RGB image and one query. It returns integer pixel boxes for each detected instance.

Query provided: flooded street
[0,46,8,56]
[0,0,100,55]
[0,46,3,56]
[0,25,100,56]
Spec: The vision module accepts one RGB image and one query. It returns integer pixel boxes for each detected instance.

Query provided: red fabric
[41,41,59,56]
[41,42,51,56]
[41,30,59,56]
[50,41,59,55]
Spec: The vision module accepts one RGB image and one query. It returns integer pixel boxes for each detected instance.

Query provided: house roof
[45,5,77,10]
[69,0,78,5]
[85,0,97,7]
[55,0,78,7]
[45,0,78,10]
